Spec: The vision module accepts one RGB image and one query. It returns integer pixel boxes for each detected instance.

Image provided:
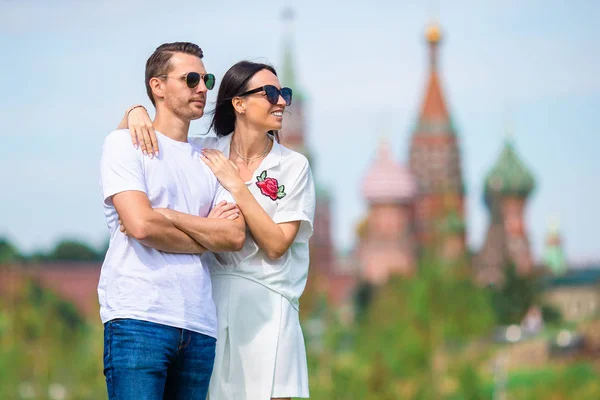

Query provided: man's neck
[153,107,190,143]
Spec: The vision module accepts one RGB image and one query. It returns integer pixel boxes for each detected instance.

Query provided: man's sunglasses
[158,72,216,90]
[237,85,293,106]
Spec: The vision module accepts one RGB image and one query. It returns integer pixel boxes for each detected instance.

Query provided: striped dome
[485,139,535,198]
[362,140,417,204]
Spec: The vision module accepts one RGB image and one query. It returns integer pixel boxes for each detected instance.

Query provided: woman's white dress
[196,134,316,399]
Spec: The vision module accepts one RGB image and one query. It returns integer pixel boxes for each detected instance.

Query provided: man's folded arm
[167,210,246,252]
[112,190,207,254]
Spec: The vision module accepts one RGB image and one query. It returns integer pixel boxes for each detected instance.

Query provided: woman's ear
[232,97,246,115]
[149,77,165,103]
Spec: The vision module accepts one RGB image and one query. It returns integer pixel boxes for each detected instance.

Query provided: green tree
[48,239,103,262]
[25,250,50,263]
[490,263,537,325]
[353,281,375,323]
[354,254,495,398]
[540,303,562,325]
[0,238,22,264]
[304,254,497,399]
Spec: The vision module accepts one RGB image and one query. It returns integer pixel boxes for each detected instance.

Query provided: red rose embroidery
[256,170,286,201]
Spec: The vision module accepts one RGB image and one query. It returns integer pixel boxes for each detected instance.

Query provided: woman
[118,61,315,400]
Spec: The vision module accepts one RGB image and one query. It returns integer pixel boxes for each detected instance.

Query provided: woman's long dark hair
[208,61,280,142]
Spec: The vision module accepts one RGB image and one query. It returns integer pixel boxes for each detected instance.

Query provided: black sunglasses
[158,72,216,90]
[237,85,293,106]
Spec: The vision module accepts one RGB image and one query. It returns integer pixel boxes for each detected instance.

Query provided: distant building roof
[362,139,417,204]
[541,267,600,288]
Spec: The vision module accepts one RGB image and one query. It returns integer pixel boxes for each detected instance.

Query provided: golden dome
[425,22,442,44]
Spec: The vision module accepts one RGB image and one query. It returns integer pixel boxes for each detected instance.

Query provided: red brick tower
[408,22,466,257]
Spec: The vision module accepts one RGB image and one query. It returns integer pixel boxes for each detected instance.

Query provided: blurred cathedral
[3,8,596,326]
[277,8,548,307]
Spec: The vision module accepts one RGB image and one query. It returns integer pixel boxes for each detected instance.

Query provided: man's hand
[206,201,240,220]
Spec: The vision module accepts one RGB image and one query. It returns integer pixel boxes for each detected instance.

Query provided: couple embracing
[99,41,315,400]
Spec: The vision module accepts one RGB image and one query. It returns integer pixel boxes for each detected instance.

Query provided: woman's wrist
[229,182,248,198]
[126,104,146,117]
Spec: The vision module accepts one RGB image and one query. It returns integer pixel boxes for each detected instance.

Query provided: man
[99,42,245,399]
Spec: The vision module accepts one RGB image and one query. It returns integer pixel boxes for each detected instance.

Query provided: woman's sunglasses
[159,72,216,90]
[237,85,293,106]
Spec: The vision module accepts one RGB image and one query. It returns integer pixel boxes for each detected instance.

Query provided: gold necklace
[232,137,272,166]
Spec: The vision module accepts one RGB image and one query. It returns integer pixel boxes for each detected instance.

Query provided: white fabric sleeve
[100,130,147,207]
[212,182,235,209]
[272,158,316,242]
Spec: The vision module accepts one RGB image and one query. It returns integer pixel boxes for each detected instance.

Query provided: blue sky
[1,0,598,263]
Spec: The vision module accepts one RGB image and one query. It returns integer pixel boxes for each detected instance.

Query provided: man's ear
[149,77,165,104]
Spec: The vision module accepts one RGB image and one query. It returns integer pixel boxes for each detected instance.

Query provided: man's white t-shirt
[99,130,231,338]
[193,134,316,310]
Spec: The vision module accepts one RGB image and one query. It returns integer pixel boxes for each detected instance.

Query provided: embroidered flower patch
[256,170,286,201]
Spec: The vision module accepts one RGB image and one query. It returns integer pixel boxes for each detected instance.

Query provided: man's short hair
[145,42,204,106]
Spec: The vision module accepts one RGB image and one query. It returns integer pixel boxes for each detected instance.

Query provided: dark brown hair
[145,42,204,106]
[208,60,280,142]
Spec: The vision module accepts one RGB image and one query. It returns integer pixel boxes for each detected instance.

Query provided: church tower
[279,7,335,277]
[408,22,466,257]
[475,136,536,284]
[358,139,417,283]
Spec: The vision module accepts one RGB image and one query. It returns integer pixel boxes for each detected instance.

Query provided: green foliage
[504,363,600,399]
[353,281,375,323]
[48,239,104,262]
[490,263,538,325]
[304,254,497,399]
[358,255,495,394]
[541,303,563,326]
[0,279,105,399]
[453,364,489,400]
[301,252,600,399]
[0,238,22,264]
[301,259,600,399]
[1,238,108,264]
[26,251,51,263]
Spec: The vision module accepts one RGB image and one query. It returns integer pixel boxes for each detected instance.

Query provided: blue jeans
[103,319,216,400]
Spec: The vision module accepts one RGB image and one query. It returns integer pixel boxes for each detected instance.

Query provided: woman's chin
[267,122,283,132]
[256,119,282,133]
